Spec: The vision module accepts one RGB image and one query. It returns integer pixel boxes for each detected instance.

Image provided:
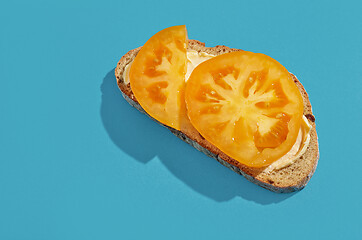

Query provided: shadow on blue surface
[100,69,297,204]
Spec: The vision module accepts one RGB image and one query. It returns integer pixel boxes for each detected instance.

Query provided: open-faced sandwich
[115,25,319,193]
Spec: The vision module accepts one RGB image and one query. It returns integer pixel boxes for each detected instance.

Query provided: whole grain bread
[115,40,319,193]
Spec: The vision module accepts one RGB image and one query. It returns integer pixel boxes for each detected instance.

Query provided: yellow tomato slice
[129,25,188,130]
[185,51,304,167]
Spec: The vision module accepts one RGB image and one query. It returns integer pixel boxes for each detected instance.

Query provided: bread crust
[115,40,319,193]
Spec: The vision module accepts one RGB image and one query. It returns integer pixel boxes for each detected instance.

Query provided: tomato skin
[129,25,188,130]
[185,51,304,168]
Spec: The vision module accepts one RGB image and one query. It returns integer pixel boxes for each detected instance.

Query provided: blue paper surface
[1,0,361,239]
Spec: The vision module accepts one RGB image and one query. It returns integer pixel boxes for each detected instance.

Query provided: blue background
[1,0,361,239]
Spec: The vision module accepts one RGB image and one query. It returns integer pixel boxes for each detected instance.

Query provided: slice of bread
[115,40,319,193]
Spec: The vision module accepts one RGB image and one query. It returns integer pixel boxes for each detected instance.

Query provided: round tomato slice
[185,51,304,167]
[129,25,188,130]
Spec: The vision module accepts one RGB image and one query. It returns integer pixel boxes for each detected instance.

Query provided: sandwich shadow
[100,69,297,204]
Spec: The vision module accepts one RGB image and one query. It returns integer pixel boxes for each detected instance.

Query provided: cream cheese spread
[185,50,215,81]
[264,115,312,172]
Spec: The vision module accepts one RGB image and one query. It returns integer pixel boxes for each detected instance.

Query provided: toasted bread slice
[115,40,319,193]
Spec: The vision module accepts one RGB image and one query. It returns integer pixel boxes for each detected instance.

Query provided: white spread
[122,50,311,171]
[264,115,312,172]
[185,50,215,81]
[123,61,133,85]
